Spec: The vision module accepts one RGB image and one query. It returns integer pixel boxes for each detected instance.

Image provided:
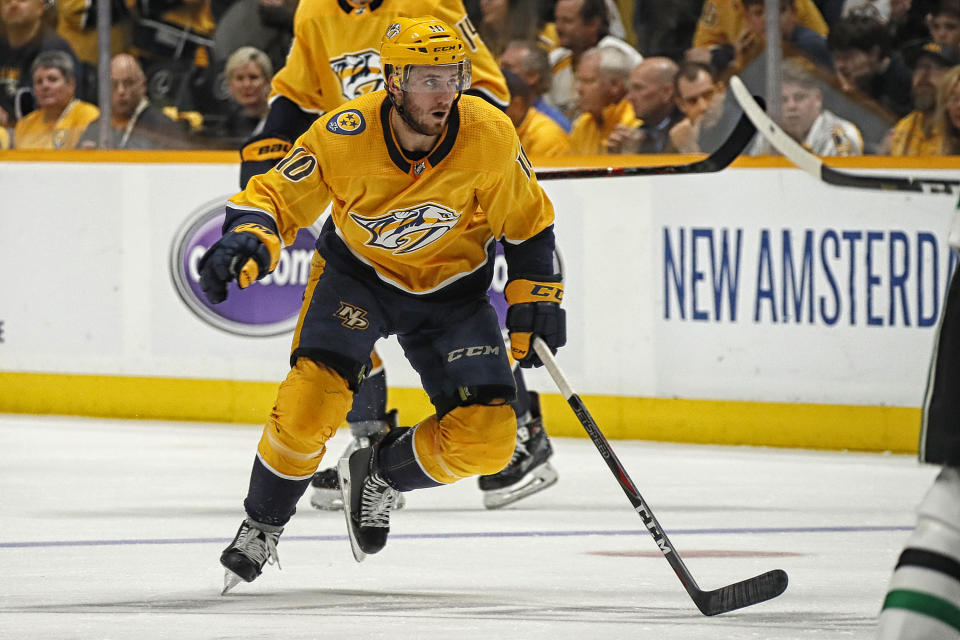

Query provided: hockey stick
[535,98,764,181]
[728,75,960,195]
[532,337,788,616]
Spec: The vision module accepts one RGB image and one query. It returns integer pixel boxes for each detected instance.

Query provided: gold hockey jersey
[229,91,555,295]
[271,0,509,114]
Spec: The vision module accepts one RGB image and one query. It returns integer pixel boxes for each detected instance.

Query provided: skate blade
[483,462,558,510]
[221,570,243,595]
[337,457,367,563]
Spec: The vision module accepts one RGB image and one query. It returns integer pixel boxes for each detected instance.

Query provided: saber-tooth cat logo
[350,203,460,254]
[170,196,320,337]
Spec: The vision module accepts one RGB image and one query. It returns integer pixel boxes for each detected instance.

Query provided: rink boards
[1,151,958,452]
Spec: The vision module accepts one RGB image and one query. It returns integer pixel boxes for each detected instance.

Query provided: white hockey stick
[532,337,788,615]
[728,75,960,196]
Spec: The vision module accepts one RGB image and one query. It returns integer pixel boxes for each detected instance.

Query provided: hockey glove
[198,223,280,304]
[505,276,566,368]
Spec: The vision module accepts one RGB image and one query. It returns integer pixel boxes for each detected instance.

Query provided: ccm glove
[198,223,280,304]
[505,276,566,368]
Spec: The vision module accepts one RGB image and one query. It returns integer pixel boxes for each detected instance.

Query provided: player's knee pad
[257,357,352,479]
[412,403,517,483]
[878,467,960,639]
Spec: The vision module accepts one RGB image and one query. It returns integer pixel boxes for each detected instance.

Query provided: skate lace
[235,523,281,569]
[360,473,400,528]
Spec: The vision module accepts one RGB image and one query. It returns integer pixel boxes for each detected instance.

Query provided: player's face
[398,65,461,136]
[929,14,960,47]
[780,83,821,140]
[229,61,269,111]
[32,66,74,112]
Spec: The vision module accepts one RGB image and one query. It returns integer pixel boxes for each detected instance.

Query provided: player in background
[205,16,565,591]
[239,0,559,511]
[876,208,960,638]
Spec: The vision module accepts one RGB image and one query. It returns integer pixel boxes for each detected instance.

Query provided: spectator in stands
[477,0,543,58]
[13,50,98,149]
[751,58,863,155]
[738,0,834,70]
[827,13,914,117]
[888,41,959,154]
[548,0,642,120]
[500,39,571,131]
[212,0,296,76]
[56,0,132,103]
[212,46,272,143]
[78,53,188,149]
[607,56,683,154]
[0,125,10,148]
[633,0,702,61]
[690,0,827,75]
[927,0,960,46]
[569,45,638,155]
[0,0,80,126]
[502,67,570,157]
[669,61,736,153]
[935,63,960,153]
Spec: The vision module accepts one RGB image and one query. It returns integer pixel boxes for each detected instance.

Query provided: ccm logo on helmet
[447,345,501,362]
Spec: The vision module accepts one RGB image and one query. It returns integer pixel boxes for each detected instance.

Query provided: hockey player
[876,209,960,638]
[240,0,558,511]
[206,16,565,592]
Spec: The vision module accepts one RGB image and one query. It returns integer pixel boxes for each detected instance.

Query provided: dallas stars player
[240,0,558,512]
[206,16,566,591]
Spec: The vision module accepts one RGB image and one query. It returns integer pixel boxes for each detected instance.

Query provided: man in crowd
[669,61,735,153]
[503,68,571,157]
[12,49,98,149]
[500,39,571,132]
[548,0,642,120]
[750,59,863,156]
[738,0,833,71]
[927,0,960,48]
[569,45,639,154]
[606,56,682,154]
[888,41,959,155]
[79,54,188,149]
[0,0,80,126]
[827,13,914,118]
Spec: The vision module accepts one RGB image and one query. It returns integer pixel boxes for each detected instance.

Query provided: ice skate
[310,411,405,511]
[479,393,558,509]
[338,445,402,562]
[220,517,283,594]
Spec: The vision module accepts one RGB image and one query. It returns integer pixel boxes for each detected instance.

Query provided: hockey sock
[878,466,960,639]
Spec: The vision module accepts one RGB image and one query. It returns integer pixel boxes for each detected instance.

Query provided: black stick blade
[694,569,788,616]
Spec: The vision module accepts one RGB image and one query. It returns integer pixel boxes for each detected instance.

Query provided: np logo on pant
[335,302,370,330]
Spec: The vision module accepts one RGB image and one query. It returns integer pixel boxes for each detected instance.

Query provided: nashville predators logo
[327,109,366,135]
[350,203,460,255]
[385,23,402,39]
[329,49,383,100]
[334,302,370,330]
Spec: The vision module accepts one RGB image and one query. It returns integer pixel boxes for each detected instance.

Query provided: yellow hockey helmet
[380,16,472,93]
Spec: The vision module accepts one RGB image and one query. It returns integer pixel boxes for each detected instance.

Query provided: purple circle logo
[170,196,320,337]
